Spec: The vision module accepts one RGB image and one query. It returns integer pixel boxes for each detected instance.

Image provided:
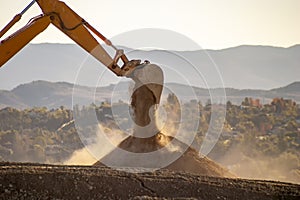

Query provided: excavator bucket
[130,63,164,104]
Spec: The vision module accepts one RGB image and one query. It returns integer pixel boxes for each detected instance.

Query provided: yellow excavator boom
[0,0,141,76]
[0,15,51,67]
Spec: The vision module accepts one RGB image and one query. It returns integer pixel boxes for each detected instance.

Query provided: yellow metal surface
[0,14,22,38]
[0,0,131,76]
[0,15,51,67]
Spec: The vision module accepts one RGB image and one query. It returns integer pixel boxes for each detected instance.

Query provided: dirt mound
[1,162,299,200]
[94,132,234,178]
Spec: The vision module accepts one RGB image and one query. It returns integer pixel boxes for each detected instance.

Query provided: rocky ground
[0,162,299,199]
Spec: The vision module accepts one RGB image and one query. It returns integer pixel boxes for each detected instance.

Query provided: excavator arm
[0,14,51,67]
[0,0,164,105]
[0,0,141,76]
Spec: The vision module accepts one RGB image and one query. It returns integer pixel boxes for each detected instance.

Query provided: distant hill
[0,80,299,109]
[0,80,118,109]
[0,43,299,90]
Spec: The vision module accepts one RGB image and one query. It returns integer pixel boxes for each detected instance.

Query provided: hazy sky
[1,0,300,50]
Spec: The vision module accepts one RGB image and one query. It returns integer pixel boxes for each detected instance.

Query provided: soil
[95,83,234,178]
[95,132,234,178]
[1,162,299,200]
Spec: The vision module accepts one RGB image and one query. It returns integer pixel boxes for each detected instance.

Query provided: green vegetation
[0,107,82,163]
[0,96,299,183]
[208,97,300,183]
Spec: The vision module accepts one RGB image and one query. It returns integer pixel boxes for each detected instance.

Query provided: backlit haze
[1,0,299,50]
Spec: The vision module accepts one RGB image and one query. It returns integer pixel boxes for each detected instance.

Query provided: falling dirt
[94,78,234,178]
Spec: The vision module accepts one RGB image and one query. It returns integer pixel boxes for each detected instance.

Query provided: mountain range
[0,80,299,109]
[0,43,299,90]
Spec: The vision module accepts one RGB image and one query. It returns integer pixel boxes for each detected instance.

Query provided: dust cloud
[64,125,127,165]
[218,146,300,184]
[63,148,97,165]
